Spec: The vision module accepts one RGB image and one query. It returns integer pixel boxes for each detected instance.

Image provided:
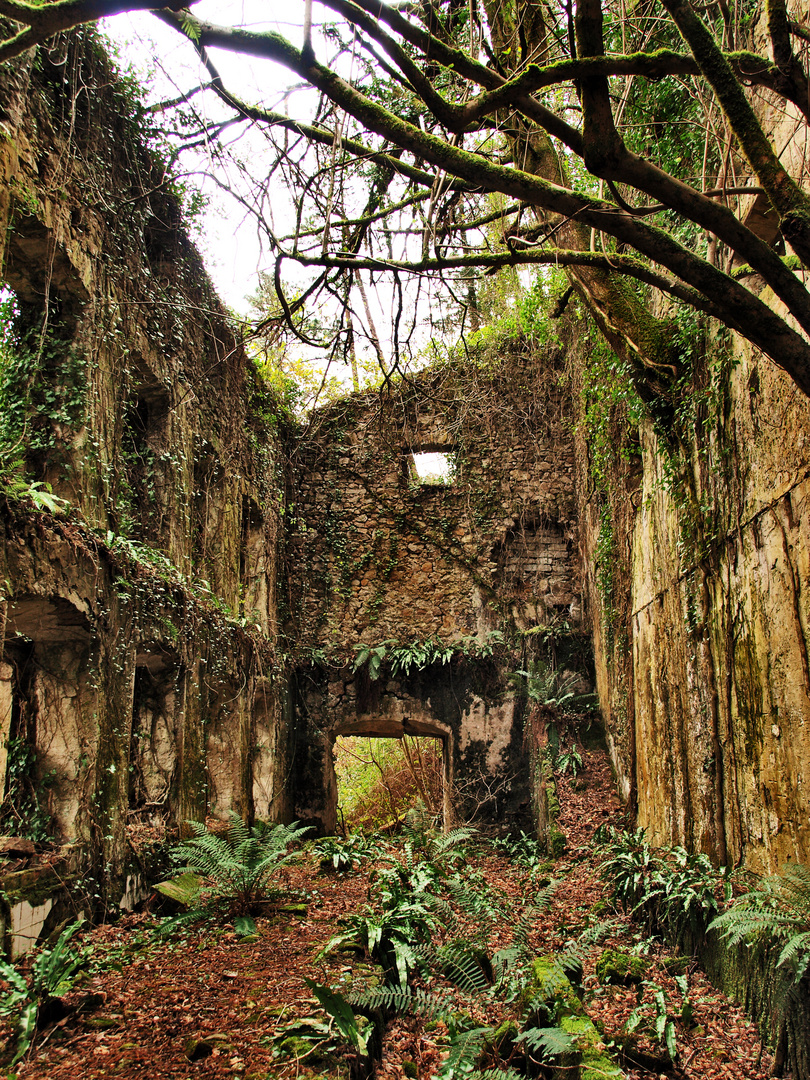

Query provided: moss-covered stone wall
[0,31,293,921]
[286,345,588,833]
[288,350,581,651]
[577,295,810,874]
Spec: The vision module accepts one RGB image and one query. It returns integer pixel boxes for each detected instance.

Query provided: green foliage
[322,885,437,986]
[334,735,443,832]
[509,662,593,714]
[269,1013,341,1064]
[709,863,810,989]
[594,501,617,638]
[307,835,615,1079]
[555,746,583,778]
[0,920,88,1065]
[515,1024,575,1058]
[0,737,54,842]
[622,981,679,1064]
[597,827,731,941]
[304,979,371,1056]
[0,293,86,496]
[154,814,310,934]
[353,631,505,681]
[581,337,645,495]
[312,832,386,872]
[491,830,547,869]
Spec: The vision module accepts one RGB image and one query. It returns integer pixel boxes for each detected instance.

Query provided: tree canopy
[2,0,810,400]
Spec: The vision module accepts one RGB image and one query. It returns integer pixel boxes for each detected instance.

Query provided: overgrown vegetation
[0,290,78,513]
[710,862,810,1044]
[596,826,731,943]
[153,814,310,936]
[0,920,89,1066]
[306,823,609,1078]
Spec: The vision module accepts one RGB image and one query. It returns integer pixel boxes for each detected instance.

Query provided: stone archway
[293,659,531,836]
[330,710,453,832]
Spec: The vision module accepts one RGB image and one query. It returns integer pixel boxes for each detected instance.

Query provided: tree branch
[150,7,810,395]
[0,0,190,62]
[660,0,810,265]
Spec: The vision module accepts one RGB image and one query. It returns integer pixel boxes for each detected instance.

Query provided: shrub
[154,814,310,934]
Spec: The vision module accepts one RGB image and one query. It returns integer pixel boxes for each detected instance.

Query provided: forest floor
[4,740,772,1080]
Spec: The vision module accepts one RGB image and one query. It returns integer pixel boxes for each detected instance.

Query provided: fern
[305,979,370,1055]
[431,826,478,856]
[516,1025,575,1057]
[441,1024,492,1078]
[0,920,88,1064]
[465,1071,525,1080]
[511,880,558,960]
[710,862,810,984]
[437,940,493,992]
[154,814,310,931]
[350,984,453,1021]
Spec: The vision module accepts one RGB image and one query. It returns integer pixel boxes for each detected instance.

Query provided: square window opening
[408,450,457,486]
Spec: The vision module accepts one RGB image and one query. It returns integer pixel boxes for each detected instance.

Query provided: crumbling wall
[288,347,588,831]
[290,352,580,647]
[576,286,810,874]
[0,31,292,932]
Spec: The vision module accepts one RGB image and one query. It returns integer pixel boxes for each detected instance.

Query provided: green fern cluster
[155,814,310,933]
[597,827,730,940]
[311,834,621,1078]
[0,920,88,1066]
[709,862,810,986]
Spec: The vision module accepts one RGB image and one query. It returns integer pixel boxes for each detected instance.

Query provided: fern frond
[226,812,251,848]
[510,883,556,959]
[579,919,617,946]
[777,930,810,978]
[516,1025,575,1057]
[491,945,520,984]
[415,890,456,926]
[438,941,492,992]
[531,880,558,911]
[432,827,478,855]
[465,1071,524,1080]
[444,875,501,930]
[153,907,214,938]
[441,1025,492,1078]
[349,985,452,1021]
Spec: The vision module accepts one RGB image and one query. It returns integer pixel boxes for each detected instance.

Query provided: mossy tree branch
[660,0,810,266]
[2,0,810,403]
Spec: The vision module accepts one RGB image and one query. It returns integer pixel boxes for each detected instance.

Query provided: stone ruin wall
[287,353,587,833]
[7,16,809,962]
[0,32,294,939]
[289,361,580,647]
[0,32,589,943]
[574,16,810,873]
[581,328,810,876]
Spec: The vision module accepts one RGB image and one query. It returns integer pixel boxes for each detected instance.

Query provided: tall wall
[0,31,293,921]
[578,299,810,874]
[287,347,589,832]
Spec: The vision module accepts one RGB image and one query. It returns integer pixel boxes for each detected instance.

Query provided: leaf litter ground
[6,740,771,1080]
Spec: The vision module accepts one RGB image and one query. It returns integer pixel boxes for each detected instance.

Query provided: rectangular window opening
[408,450,457,486]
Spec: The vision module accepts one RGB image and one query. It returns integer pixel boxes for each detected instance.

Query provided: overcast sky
[101,3,324,314]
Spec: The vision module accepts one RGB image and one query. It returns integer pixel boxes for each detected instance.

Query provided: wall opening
[129,646,183,828]
[240,495,269,630]
[406,449,457,485]
[1,595,93,842]
[334,733,446,832]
